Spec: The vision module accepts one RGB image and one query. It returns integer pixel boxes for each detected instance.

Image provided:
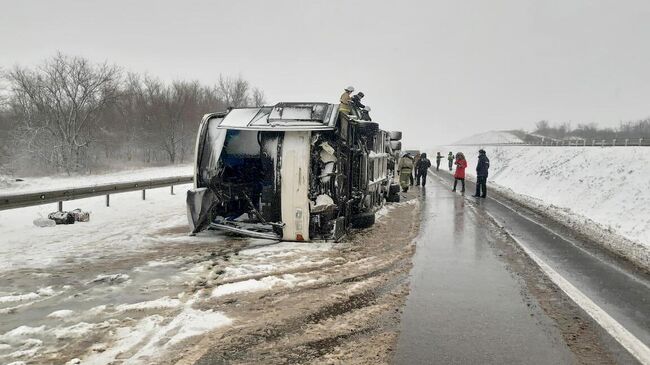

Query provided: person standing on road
[473,149,490,198]
[339,86,354,114]
[452,152,467,193]
[447,152,454,171]
[435,152,443,171]
[415,153,432,186]
[411,152,421,186]
[398,153,415,192]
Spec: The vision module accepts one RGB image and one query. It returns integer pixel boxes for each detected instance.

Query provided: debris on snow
[46,209,91,225]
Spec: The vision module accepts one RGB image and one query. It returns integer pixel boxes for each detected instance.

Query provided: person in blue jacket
[473,149,490,198]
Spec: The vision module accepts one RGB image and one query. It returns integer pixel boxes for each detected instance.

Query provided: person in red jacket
[452,152,467,193]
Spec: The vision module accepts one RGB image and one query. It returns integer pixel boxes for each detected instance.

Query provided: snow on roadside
[0,164,192,195]
[46,310,75,319]
[114,297,182,312]
[80,305,231,365]
[0,165,356,364]
[74,240,335,364]
[440,145,650,267]
[453,131,523,145]
[0,164,197,271]
[0,287,57,304]
[0,184,193,272]
[211,274,301,297]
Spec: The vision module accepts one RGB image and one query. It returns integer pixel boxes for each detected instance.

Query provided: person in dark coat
[351,92,366,109]
[447,152,454,171]
[473,149,490,198]
[435,152,443,171]
[415,153,432,186]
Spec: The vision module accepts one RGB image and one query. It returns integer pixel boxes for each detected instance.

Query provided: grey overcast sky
[1,0,649,147]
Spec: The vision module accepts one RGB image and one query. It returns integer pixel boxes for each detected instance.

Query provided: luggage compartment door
[280,131,311,241]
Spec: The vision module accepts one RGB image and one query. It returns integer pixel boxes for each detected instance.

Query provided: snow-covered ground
[0,164,192,194]
[438,145,650,266]
[0,182,193,271]
[0,165,346,364]
[453,131,523,145]
[0,164,193,270]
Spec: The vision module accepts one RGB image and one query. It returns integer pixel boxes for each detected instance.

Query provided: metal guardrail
[456,137,649,147]
[0,175,194,211]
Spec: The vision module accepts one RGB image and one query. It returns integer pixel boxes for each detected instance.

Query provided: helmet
[365,106,371,112]
[345,86,355,92]
[479,149,486,154]
[357,92,365,97]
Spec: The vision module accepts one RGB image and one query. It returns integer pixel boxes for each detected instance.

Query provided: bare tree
[4,53,121,173]
[252,87,266,107]
[1,53,266,175]
[216,74,250,107]
[534,120,550,134]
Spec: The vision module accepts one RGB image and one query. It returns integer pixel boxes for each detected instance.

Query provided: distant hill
[453,131,524,145]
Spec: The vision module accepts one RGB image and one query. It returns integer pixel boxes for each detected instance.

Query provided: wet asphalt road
[433,170,650,350]
[393,178,575,364]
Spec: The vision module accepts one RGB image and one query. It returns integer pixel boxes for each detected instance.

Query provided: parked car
[187,102,403,241]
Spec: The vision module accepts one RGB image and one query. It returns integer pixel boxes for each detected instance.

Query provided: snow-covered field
[0,181,193,271]
[0,164,192,194]
[439,145,650,266]
[453,131,523,145]
[0,164,193,270]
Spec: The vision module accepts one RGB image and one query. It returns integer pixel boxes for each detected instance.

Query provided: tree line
[0,53,265,176]
[532,118,650,141]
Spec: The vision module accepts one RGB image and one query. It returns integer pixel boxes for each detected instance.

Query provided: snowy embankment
[453,131,524,145]
[441,146,650,268]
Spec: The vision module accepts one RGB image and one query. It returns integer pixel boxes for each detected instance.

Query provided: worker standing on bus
[339,86,354,114]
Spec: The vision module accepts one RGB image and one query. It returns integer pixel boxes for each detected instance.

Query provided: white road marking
[430,167,649,289]
[489,198,650,290]
[485,211,650,365]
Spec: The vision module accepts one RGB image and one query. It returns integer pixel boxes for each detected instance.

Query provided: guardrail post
[171,185,174,195]
[640,138,644,146]
[625,138,629,146]
[583,139,586,146]
[601,139,605,147]
[592,139,595,146]
[613,139,616,146]
[58,201,63,212]
[106,194,110,207]
[142,189,146,200]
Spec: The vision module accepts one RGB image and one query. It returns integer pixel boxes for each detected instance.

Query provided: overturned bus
[187,102,403,241]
